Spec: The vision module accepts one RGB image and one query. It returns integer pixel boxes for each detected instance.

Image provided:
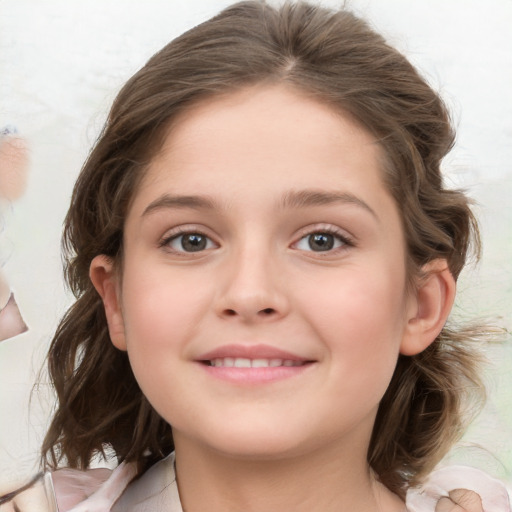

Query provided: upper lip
[197,344,311,362]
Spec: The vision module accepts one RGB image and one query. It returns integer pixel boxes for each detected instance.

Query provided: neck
[173,435,405,512]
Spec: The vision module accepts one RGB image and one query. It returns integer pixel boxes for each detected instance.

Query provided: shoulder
[112,453,182,512]
[406,465,511,512]
[51,453,181,512]
[51,461,136,511]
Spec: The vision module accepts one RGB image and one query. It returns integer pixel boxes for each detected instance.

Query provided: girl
[2,1,509,511]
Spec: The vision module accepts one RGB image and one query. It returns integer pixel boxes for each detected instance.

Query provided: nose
[215,245,290,323]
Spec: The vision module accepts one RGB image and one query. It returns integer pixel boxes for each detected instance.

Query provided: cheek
[120,264,211,362]
[298,264,407,377]
[120,268,205,419]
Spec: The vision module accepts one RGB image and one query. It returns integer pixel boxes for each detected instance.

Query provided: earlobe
[400,259,456,356]
[89,255,127,351]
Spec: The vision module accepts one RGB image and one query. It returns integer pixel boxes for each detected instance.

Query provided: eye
[294,231,351,252]
[164,232,217,253]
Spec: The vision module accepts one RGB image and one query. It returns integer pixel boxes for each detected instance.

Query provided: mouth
[203,358,308,368]
[196,345,315,384]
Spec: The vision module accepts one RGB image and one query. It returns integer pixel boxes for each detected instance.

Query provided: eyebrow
[142,189,378,220]
[142,194,216,216]
[279,189,378,219]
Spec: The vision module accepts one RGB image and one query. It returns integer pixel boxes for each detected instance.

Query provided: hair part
[42,0,486,495]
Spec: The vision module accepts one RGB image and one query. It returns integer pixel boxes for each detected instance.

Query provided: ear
[400,259,456,356]
[89,255,127,351]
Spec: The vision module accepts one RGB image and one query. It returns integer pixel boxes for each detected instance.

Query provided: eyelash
[158,225,355,255]
[292,225,355,254]
[159,227,218,254]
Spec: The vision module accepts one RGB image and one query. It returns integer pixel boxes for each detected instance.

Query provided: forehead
[137,84,386,198]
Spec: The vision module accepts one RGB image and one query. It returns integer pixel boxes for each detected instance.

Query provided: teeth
[252,359,269,368]
[234,358,251,368]
[209,358,304,368]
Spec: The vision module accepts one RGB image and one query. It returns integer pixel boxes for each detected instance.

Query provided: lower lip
[198,363,314,384]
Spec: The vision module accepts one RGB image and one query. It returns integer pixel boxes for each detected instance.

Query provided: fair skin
[91,85,457,511]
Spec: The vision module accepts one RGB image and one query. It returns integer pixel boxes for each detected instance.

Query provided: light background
[0,0,511,486]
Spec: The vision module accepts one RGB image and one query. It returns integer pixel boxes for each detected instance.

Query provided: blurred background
[1,0,511,486]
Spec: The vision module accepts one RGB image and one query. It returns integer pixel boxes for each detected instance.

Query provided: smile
[206,358,306,368]
[196,344,315,384]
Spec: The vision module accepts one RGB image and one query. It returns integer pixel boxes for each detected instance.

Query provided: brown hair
[42,0,485,496]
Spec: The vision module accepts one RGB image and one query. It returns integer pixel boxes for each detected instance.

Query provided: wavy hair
[42,1,486,496]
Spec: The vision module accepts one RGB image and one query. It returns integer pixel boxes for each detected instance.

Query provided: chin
[197,422,314,461]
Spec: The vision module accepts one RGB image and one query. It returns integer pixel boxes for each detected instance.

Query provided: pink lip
[196,344,315,385]
[197,344,309,362]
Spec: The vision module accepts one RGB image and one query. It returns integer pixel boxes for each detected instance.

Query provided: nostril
[221,307,278,318]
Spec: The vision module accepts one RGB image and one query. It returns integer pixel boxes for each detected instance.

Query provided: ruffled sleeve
[51,462,137,512]
[406,465,511,512]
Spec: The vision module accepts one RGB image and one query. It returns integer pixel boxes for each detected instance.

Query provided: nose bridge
[216,233,288,321]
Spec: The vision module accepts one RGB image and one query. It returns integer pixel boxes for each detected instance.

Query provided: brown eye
[167,233,215,252]
[308,233,335,251]
[295,231,348,252]
[181,234,207,251]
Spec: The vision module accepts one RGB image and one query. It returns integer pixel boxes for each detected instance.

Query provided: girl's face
[96,85,423,461]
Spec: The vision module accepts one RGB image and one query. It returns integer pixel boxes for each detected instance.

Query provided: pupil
[309,233,334,251]
[182,234,206,252]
